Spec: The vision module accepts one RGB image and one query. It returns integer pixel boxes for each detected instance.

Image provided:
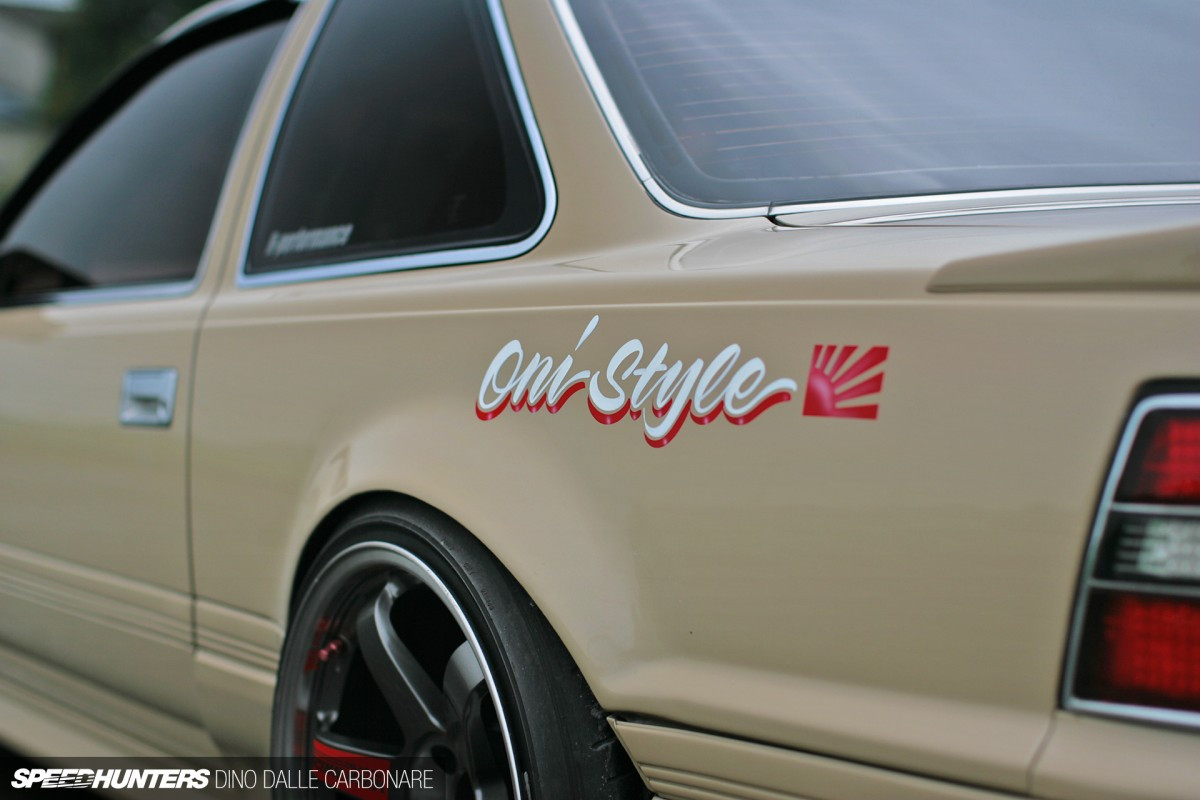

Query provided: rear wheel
[271,500,644,800]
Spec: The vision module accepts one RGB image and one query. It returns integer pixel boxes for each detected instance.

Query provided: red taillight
[1076,591,1200,712]
[1118,412,1200,504]
[1067,396,1200,727]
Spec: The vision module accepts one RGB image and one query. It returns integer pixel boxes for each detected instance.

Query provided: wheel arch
[275,488,650,799]
[191,396,654,747]
[282,476,643,699]
[287,489,407,616]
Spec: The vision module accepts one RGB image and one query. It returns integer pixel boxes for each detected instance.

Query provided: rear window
[568,0,1200,209]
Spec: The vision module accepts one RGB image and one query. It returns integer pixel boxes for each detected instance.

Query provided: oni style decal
[802,344,889,420]
[477,317,887,447]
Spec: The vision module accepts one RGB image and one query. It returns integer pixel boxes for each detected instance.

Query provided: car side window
[0,21,286,304]
[245,0,546,277]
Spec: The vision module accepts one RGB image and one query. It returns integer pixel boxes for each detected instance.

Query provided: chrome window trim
[158,0,287,44]
[549,0,1200,223]
[774,190,1200,227]
[16,280,202,307]
[235,0,558,290]
[1062,393,1200,733]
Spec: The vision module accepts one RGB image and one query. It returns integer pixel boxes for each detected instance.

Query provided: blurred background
[0,0,209,202]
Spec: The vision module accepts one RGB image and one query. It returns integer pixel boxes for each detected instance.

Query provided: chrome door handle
[120,368,178,428]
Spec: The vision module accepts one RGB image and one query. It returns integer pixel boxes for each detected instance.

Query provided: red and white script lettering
[476,316,797,447]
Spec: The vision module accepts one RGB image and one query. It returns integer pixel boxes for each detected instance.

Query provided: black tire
[271,498,645,800]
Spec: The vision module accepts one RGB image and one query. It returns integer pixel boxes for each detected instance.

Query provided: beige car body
[0,1,1197,798]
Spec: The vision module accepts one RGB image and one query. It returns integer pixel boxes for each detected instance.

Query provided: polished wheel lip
[303,540,524,799]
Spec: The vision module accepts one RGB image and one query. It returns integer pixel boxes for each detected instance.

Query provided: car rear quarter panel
[185,0,1200,789]
[189,224,1200,789]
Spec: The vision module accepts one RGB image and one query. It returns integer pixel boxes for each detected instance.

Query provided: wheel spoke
[313,734,456,799]
[311,735,392,800]
[443,640,485,721]
[443,642,508,797]
[452,770,508,800]
[473,776,510,800]
[312,732,395,764]
[356,580,449,741]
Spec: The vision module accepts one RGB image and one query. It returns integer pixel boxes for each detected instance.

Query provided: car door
[0,9,288,742]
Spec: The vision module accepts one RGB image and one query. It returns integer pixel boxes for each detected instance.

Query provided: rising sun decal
[802,344,889,420]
